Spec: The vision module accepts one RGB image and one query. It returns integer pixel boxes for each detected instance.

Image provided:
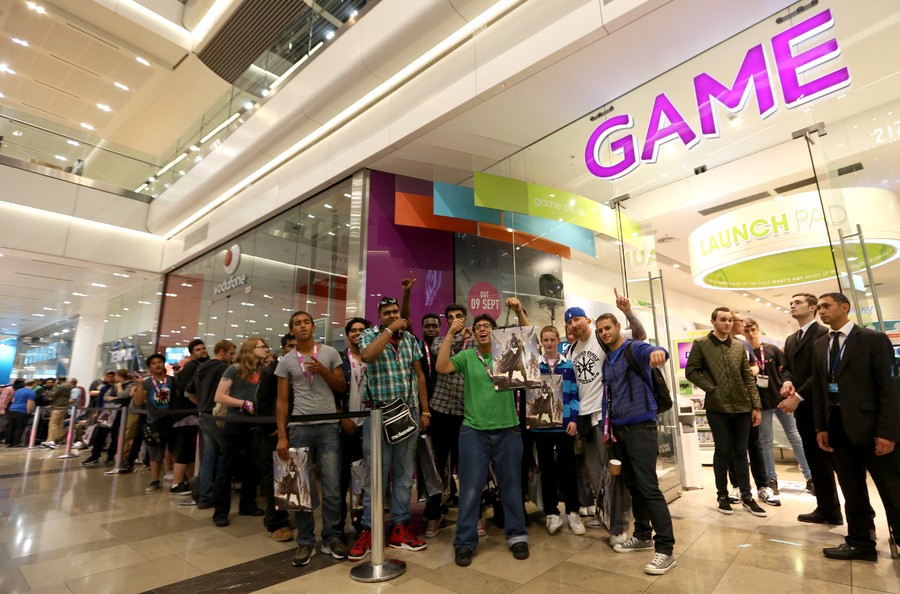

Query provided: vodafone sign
[223,244,241,274]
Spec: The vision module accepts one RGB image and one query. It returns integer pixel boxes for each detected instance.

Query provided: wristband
[383,328,394,337]
[422,411,431,417]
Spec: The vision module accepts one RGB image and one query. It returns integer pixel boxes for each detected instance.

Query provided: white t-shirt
[570,328,632,421]
[347,354,367,426]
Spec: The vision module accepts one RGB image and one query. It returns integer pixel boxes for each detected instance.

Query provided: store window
[96,278,164,376]
[157,177,355,358]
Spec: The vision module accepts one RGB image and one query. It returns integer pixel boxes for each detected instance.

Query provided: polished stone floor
[0,445,897,593]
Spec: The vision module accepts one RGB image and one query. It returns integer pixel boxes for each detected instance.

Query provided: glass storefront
[156,176,358,355]
[95,278,164,376]
[9,317,77,379]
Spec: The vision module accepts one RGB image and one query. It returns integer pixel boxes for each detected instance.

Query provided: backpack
[623,343,673,414]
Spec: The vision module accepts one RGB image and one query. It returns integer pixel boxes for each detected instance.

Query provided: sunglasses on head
[377,297,399,308]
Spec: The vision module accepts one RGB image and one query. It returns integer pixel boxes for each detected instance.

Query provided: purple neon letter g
[584,114,638,180]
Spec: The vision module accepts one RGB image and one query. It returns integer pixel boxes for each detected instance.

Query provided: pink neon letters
[584,9,851,180]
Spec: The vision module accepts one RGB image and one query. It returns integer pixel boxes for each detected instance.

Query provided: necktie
[829,331,841,381]
[796,329,803,343]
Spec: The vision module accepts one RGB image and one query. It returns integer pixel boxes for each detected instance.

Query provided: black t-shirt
[186,358,228,414]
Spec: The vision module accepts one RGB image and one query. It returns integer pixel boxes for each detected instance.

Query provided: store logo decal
[223,244,241,274]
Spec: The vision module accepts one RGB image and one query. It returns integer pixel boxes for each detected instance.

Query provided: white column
[68,302,106,385]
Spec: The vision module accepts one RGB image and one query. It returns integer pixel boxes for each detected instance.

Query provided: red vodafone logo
[223,244,241,274]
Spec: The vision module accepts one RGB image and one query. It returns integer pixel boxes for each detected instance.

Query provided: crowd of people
[1,285,897,573]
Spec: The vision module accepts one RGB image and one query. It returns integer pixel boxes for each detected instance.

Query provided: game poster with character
[525,374,564,429]
[490,325,542,390]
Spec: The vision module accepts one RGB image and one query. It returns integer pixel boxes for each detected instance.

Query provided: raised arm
[615,288,646,341]
[506,297,529,326]
[361,319,408,363]
[400,271,415,323]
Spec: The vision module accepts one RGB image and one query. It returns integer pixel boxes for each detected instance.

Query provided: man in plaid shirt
[349,296,431,561]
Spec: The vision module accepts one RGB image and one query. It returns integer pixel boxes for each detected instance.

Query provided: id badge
[828,382,839,394]
[756,374,769,389]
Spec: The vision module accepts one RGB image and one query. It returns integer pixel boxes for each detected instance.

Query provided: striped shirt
[428,334,475,416]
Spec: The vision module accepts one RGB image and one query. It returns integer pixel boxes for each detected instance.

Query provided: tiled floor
[0,446,897,593]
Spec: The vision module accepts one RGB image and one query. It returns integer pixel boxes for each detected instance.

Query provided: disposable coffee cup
[609,459,622,476]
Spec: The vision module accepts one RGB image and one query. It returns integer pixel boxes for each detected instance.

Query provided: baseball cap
[564,307,588,323]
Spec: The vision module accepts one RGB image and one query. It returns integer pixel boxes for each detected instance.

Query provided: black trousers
[828,407,897,549]
[707,411,752,500]
[728,423,767,489]
[255,430,290,533]
[533,431,579,516]
[339,425,364,532]
[795,399,842,518]
[424,410,464,520]
[214,425,260,519]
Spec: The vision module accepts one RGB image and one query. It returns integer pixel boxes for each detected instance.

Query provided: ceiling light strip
[163,0,523,239]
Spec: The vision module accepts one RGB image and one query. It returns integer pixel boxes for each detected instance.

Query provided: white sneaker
[72,441,85,450]
[758,486,781,507]
[610,532,628,546]
[567,512,586,535]
[164,472,173,482]
[728,488,740,504]
[545,514,564,535]
[578,505,597,517]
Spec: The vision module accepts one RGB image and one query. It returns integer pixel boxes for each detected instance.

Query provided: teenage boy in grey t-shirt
[275,311,349,567]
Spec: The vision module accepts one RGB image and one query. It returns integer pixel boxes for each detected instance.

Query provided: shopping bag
[527,465,543,513]
[416,434,443,500]
[273,447,313,512]
[350,459,366,513]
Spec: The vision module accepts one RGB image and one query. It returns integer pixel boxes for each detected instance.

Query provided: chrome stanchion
[57,404,79,459]
[350,408,406,583]
[105,408,129,475]
[26,405,42,449]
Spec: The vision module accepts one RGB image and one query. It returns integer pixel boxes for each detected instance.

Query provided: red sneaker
[349,528,372,561]
[389,523,427,551]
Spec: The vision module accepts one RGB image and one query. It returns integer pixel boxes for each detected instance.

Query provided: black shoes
[806,479,815,495]
[213,515,230,527]
[798,511,843,526]
[169,482,191,495]
[823,543,877,561]
[239,508,265,517]
[742,498,767,517]
[717,498,734,515]
[82,457,99,466]
[510,542,529,560]
[455,546,473,567]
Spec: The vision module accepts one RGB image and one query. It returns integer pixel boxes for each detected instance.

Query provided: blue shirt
[532,355,580,431]
[10,388,36,413]
[602,340,669,427]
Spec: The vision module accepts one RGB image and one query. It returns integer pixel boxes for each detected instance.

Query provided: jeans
[707,410,752,499]
[197,417,223,505]
[339,425,364,533]
[454,425,527,550]
[759,408,812,481]
[533,431,579,516]
[611,421,675,555]
[424,410,464,520]
[289,423,343,546]
[361,407,419,529]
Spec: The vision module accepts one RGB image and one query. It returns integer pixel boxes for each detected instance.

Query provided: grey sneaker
[613,536,653,553]
[644,552,677,575]
[292,545,316,566]
[322,539,349,560]
[767,478,780,496]
[145,480,161,493]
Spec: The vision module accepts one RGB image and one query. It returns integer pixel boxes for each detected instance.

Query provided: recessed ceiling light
[0,91,4,98]
[0,63,16,74]
[80,122,94,130]
[243,101,254,110]
[323,203,333,209]
[67,139,80,146]
[136,56,150,66]
[325,30,335,40]
[12,130,23,137]
[26,2,46,14]
[11,37,29,47]
[672,264,680,269]
[72,292,88,297]
[114,82,129,91]
[62,301,71,304]
[31,313,45,317]
[42,307,56,311]
[180,282,193,287]
[54,155,67,161]
[97,103,111,112]
[90,282,107,288]
[112,272,129,278]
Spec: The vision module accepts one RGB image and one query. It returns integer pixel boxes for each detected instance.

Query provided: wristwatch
[422,411,432,417]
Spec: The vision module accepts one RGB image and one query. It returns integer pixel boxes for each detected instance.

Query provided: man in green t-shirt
[436,301,529,568]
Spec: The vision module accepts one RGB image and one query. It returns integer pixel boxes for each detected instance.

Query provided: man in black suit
[811,292,900,561]
[778,293,843,525]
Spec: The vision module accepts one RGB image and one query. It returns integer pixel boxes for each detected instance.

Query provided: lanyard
[476,350,492,376]
[349,355,366,390]
[422,341,432,374]
[297,343,319,387]
[829,338,847,380]
[542,354,558,374]
[756,345,765,369]
[151,376,169,404]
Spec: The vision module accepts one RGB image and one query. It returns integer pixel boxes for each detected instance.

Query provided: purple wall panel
[364,170,456,325]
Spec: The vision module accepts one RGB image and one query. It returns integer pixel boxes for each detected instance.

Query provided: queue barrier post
[57,404,79,459]
[26,405,42,449]
[350,408,406,583]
